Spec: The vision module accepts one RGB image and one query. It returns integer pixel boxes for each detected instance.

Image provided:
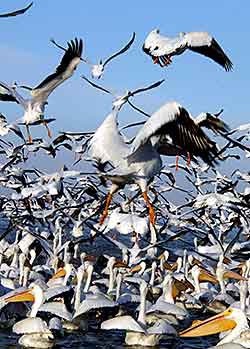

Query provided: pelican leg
[187,152,192,167]
[26,124,32,143]
[100,192,113,225]
[162,55,171,66]
[142,191,155,225]
[43,121,52,138]
[175,154,179,171]
[153,56,159,65]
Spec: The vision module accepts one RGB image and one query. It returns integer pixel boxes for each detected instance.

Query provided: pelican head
[180,307,248,340]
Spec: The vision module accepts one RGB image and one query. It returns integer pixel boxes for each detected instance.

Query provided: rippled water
[0,328,219,348]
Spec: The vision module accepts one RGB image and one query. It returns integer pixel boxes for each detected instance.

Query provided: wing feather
[186,32,233,71]
[31,38,83,101]
[131,101,182,154]
[0,82,26,106]
[0,2,33,18]
[131,101,220,166]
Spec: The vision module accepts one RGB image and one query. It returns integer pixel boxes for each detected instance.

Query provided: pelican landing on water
[88,85,229,225]
[143,29,233,71]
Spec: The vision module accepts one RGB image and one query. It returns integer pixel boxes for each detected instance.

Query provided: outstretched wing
[186,32,233,71]
[0,2,33,18]
[0,82,26,106]
[131,101,219,165]
[103,32,136,67]
[31,38,83,102]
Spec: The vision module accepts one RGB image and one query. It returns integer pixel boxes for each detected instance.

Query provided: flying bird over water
[0,38,83,143]
[51,32,136,79]
[85,76,227,224]
[0,2,33,18]
[143,29,233,71]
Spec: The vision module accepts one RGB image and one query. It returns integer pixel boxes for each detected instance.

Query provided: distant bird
[143,29,233,71]
[51,32,136,79]
[0,113,25,140]
[0,2,33,18]
[0,38,83,143]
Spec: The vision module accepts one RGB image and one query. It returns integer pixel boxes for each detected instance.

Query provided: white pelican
[143,29,233,71]
[51,32,135,79]
[0,38,83,142]
[180,306,250,348]
[101,280,176,346]
[0,2,33,18]
[4,283,72,321]
[13,317,54,348]
[88,83,227,224]
[0,113,24,140]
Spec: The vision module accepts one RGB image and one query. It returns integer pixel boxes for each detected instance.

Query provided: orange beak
[180,308,236,337]
[6,289,35,303]
[51,267,66,279]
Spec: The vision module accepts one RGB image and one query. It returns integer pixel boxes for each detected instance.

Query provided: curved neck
[74,272,84,311]
[83,265,93,293]
[30,287,44,318]
[149,265,156,286]
[107,265,116,294]
[116,273,123,301]
[137,284,147,326]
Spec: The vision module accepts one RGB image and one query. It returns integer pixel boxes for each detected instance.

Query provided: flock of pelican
[1,2,250,349]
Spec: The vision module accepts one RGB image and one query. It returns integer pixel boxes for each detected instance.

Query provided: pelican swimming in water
[101,280,176,346]
[180,306,250,348]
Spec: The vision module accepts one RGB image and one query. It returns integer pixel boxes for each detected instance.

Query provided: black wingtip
[0,2,33,18]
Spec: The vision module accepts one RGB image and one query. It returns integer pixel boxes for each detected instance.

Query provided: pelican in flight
[0,2,33,18]
[51,32,135,79]
[87,76,227,224]
[0,113,24,140]
[0,38,83,142]
[143,29,233,71]
[180,306,250,348]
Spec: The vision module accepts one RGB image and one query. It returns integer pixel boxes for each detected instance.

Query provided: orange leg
[44,121,52,138]
[26,124,32,143]
[175,154,179,171]
[187,152,192,167]
[153,56,159,64]
[100,192,112,225]
[142,191,155,225]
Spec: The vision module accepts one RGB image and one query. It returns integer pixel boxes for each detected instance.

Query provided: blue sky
[0,1,249,173]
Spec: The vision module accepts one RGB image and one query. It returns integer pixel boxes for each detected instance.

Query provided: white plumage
[0,38,83,142]
[143,29,233,71]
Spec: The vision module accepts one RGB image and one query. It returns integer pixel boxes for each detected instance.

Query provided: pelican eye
[227,309,233,314]
[154,46,159,50]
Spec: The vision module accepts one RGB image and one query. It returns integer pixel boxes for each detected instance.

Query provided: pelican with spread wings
[0,38,83,142]
[143,29,233,71]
